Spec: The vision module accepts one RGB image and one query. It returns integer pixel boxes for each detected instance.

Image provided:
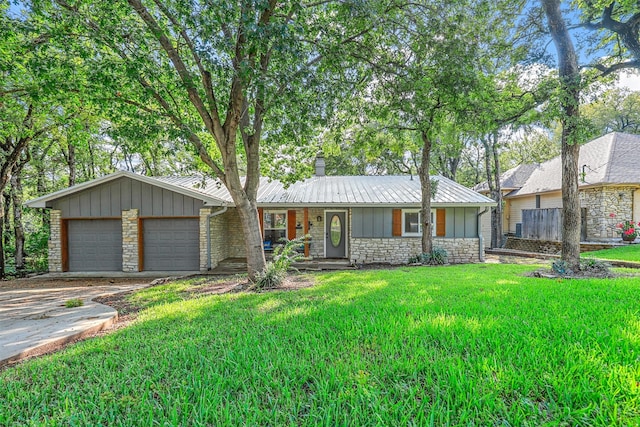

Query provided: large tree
[0,5,80,276]
[542,0,583,270]
[581,87,640,134]
[336,0,525,254]
[578,0,640,74]
[31,0,365,279]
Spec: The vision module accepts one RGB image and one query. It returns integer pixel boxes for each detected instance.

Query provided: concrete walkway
[0,281,149,367]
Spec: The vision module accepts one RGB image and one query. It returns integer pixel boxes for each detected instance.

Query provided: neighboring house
[475,132,640,241]
[26,159,495,273]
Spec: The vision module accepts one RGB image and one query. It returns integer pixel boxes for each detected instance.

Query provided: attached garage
[142,218,200,271]
[65,219,123,271]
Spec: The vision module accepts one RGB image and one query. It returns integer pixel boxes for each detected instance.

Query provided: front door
[325,211,346,258]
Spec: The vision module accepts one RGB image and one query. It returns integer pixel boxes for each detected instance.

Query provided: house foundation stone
[122,209,139,272]
[350,237,480,265]
[48,210,62,273]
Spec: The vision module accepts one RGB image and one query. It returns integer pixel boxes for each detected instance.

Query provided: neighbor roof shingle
[512,132,640,196]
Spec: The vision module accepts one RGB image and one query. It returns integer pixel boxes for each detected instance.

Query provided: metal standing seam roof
[157,174,495,206]
[511,132,640,197]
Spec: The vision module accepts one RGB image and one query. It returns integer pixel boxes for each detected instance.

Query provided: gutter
[477,208,490,262]
[206,206,228,270]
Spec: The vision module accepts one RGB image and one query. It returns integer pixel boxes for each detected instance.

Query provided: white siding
[507,196,537,233]
[541,191,563,209]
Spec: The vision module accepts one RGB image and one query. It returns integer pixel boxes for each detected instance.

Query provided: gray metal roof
[157,174,495,207]
[512,132,640,196]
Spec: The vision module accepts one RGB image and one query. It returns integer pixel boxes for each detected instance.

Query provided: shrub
[254,236,307,290]
[408,247,448,266]
[579,258,611,276]
[551,259,612,277]
[551,260,573,276]
[65,299,84,308]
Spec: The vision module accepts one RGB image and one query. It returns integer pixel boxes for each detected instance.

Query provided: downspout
[477,208,489,262]
[207,206,228,270]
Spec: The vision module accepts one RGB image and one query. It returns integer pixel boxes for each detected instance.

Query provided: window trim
[263,210,288,240]
[401,209,436,237]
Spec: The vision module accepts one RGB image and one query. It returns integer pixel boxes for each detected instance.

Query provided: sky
[618,71,640,91]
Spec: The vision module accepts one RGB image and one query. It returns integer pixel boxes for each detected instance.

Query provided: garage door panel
[68,220,122,271]
[143,218,199,271]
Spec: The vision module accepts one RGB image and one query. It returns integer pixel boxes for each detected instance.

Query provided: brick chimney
[315,153,325,176]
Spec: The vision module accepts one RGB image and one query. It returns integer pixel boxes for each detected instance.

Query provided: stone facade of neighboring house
[476,132,640,243]
[27,162,495,273]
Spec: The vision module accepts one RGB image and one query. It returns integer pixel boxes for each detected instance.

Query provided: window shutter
[287,210,297,239]
[258,208,264,234]
[392,209,402,236]
[436,208,446,237]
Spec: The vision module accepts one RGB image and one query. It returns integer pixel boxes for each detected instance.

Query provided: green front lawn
[2,264,640,425]
[583,243,640,262]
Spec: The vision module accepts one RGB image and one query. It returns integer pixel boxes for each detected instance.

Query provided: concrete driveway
[0,278,151,367]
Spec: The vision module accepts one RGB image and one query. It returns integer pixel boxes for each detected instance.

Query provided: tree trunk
[491,132,504,248]
[234,197,266,280]
[67,140,76,187]
[0,195,5,278]
[35,160,50,226]
[419,131,433,254]
[543,0,582,270]
[3,192,10,248]
[11,173,25,271]
[482,135,502,248]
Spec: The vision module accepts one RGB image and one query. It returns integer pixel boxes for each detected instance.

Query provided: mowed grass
[583,243,640,262]
[1,264,640,426]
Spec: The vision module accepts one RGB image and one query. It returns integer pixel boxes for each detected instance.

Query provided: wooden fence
[522,208,587,241]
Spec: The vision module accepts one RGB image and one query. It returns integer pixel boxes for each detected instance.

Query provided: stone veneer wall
[224,210,246,258]
[121,209,139,272]
[580,186,636,239]
[48,210,62,272]
[200,208,212,271]
[350,237,480,265]
[505,237,619,253]
[291,208,325,258]
[202,207,235,270]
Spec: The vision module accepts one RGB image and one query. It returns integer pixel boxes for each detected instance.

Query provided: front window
[263,211,287,249]
[402,209,436,236]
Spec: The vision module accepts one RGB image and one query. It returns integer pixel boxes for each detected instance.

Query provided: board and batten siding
[352,208,394,238]
[445,208,478,238]
[50,177,205,218]
[352,207,478,238]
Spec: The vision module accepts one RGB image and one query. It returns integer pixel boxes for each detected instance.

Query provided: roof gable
[24,171,228,208]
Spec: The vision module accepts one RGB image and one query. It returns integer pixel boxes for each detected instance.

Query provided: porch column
[48,210,63,273]
[199,207,213,272]
[303,207,309,258]
[122,209,139,272]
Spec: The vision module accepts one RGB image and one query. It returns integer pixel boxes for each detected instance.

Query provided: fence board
[522,207,588,241]
[522,208,562,241]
